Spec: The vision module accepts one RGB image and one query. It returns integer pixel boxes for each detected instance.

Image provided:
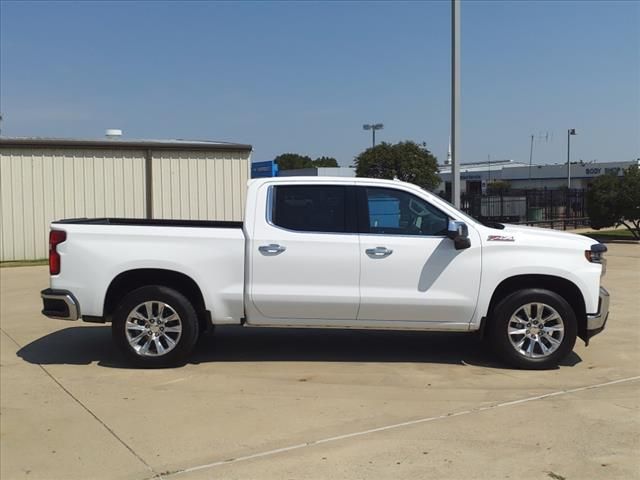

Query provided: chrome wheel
[507,303,565,359]
[125,301,182,357]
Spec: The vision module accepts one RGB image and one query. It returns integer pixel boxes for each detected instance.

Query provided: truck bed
[53,218,243,229]
[49,218,246,322]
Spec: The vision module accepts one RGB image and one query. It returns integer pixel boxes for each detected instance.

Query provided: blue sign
[251,160,279,178]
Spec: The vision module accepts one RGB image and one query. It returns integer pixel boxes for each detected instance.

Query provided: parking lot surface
[1,243,639,480]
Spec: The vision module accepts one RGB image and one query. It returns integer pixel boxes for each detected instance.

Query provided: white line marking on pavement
[156,376,191,387]
[162,375,640,479]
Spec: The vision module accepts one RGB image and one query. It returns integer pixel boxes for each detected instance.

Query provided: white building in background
[0,137,252,261]
[437,159,638,195]
[277,166,356,177]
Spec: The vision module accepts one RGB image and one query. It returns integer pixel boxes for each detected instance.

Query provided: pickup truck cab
[41,177,609,369]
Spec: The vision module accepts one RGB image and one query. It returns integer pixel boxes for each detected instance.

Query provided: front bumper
[41,288,80,320]
[585,287,609,343]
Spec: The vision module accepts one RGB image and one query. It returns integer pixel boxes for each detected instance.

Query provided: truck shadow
[16,325,582,370]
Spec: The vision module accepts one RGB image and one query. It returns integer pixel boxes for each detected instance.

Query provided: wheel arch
[486,274,587,341]
[103,268,210,331]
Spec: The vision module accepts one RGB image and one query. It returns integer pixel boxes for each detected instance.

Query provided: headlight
[585,243,607,277]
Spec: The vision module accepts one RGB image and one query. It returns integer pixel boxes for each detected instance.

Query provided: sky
[1,0,639,167]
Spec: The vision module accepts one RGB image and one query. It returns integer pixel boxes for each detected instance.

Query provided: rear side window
[272,185,347,233]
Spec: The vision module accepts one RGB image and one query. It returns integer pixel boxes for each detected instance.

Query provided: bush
[587,165,640,239]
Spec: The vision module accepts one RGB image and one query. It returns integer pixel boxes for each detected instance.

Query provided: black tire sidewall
[112,285,199,368]
[490,289,577,370]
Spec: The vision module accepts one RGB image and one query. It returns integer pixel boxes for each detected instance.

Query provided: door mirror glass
[447,221,471,249]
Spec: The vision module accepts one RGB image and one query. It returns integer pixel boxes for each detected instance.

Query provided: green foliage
[354,141,440,190]
[313,156,339,168]
[587,165,640,239]
[582,229,636,240]
[274,153,339,170]
[618,164,640,231]
[274,153,313,170]
[588,173,622,229]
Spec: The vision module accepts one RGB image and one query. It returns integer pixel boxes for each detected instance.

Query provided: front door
[358,186,481,325]
[248,183,360,323]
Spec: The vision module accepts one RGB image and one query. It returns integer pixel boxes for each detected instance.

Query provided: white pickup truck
[41,177,609,369]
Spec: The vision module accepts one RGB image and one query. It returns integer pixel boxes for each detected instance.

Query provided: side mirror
[447,220,471,250]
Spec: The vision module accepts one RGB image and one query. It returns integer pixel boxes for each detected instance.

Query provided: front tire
[112,285,199,368]
[489,289,577,370]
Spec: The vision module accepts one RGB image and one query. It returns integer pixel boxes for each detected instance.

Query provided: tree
[354,141,440,190]
[312,156,339,168]
[587,165,640,239]
[617,165,640,238]
[274,154,340,170]
[274,153,313,170]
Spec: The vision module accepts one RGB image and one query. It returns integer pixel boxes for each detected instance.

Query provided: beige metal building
[0,137,252,261]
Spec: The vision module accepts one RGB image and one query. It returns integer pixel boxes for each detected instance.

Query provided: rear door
[247,182,360,324]
[357,185,481,325]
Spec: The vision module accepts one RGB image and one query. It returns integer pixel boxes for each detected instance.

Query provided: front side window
[272,185,346,233]
[365,187,448,236]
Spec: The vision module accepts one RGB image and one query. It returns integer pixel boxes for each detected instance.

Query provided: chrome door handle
[365,246,393,258]
[259,244,287,256]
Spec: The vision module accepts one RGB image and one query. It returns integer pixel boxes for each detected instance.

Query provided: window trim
[266,185,359,235]
[357,186,450,238]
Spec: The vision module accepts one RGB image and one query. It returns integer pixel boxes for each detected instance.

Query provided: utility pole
[567,128,576,189]
[451,0,461,208]
[528,134,534,181]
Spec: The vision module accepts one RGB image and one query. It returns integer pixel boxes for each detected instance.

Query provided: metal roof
[439,160,636,181]
[0,136,252,152]
[439,159,528,174]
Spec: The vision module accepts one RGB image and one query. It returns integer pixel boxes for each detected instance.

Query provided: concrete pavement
[1,243,639,479]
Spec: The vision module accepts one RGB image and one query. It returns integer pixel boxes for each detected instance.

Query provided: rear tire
[112,285,199,368]
[489,288,577,370]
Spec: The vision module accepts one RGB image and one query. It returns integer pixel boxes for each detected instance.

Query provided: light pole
[451,0,461,208]
[363,123,384,148]
[567,128,577,189]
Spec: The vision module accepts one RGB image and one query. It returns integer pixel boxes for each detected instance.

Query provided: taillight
[49,230,67,275]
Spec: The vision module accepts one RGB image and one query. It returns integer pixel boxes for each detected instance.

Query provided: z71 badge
[487,235,515,242]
